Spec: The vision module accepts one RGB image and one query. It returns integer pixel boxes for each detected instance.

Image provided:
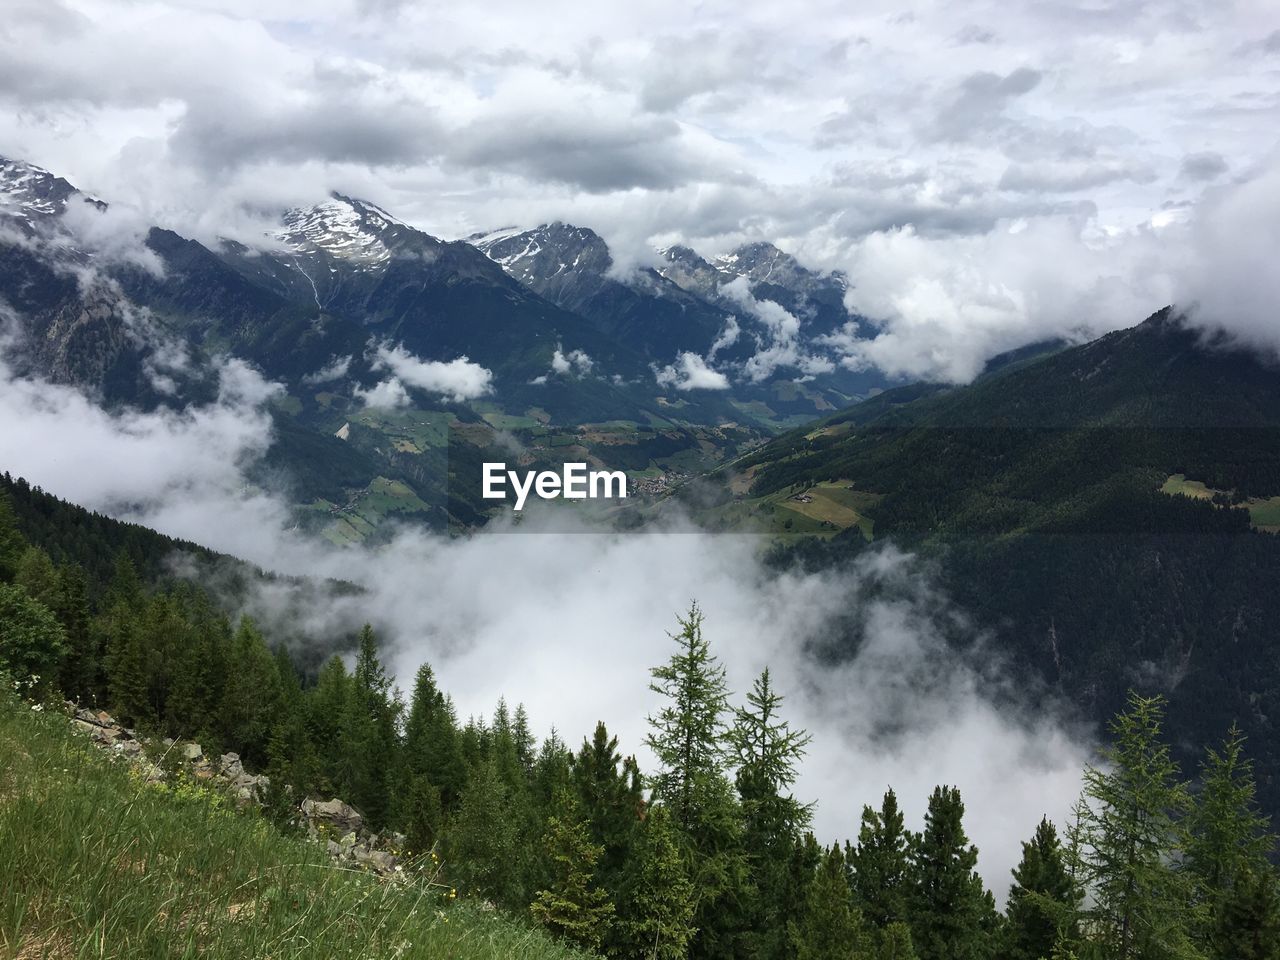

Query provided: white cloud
[367,341,493,402]
[354,376,410,409]
[718,275,835,381]
[653,351,730,390]
[301,354,352,385]
[549,344,594,377]
[707,315,740,359]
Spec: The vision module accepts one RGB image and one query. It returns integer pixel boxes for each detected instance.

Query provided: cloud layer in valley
[0,343,1091,889]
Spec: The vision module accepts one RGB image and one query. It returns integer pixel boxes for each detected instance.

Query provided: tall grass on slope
[0,691,590,960]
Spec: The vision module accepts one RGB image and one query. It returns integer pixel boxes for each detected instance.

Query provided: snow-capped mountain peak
[277,192,418,267]
[0,157,104,228]
[469,221,612,286]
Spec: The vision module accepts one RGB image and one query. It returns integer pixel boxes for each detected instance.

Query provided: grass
[0,694,589,960]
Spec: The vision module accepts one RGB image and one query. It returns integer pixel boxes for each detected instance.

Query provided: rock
[181,743,202,762]
[302,798,364,836]
[113,740,143,757]
[219,752,244,779]
[139,762,165,783]
[355,848,396,873]
[74,708,101,726]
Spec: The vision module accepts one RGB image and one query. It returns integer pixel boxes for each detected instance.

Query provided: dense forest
[2,477,1280,960]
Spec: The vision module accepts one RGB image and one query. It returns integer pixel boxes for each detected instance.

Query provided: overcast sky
[3,0,1279,377]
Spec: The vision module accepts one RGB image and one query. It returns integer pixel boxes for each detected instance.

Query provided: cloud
[718,276,834,381]
[1179,151,1229,182]
[929,67,1041,143]
[301,354,353,385]
[827,215,1173,382]
[354,377,410,409]
[549,344,594,377]
[1174,152,1280,357]
[367,342,493,402]
[707,315,740,359]
[0,336,1093,887]
[653,351,730,390]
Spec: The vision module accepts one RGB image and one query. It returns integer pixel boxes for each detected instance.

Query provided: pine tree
[1212,867,1280,960]
[343,624,402,830]
[728,668,813,960]
[574,722,643,889]
[52,563,95,702]
[14,547,58,607]
[616,805,697,960]
[1000,818,1081,960]
[530,792,616,952]
[0,582,67,686]
[447,756,519,907]
[645,603,747,960]
[0,490,23,583]
[1069,692,1203,960]
[877,922,919,960]
[1185,724,1275,947]
[909,786,995,960]
[850,788,912,930]
[219,617,283,765]
[790,844,870,960]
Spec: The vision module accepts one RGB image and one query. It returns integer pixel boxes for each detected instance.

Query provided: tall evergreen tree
[1212,867,1280,960]
[1185,727,1275,928]
[728,668,813,960]
[1069,692,1203,960]
[790,844,870,960]
[645,603,746,960]
[909,786,995,960]
[1000,818,1081,960]
[530,791,616,952]
[219,617,282,764]
[0,582,66,686]
[616,806,697,960]
[850,788,912,930]
[0,490,23,583]
[447,756,519,907]
[1183,726,1277,959]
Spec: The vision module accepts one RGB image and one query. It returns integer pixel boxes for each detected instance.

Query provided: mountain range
[0,156,892,536]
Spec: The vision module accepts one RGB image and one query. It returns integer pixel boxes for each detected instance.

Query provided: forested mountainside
[3,476,1280,959]
[695,308,1280,812]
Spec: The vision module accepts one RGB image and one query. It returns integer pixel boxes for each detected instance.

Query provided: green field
[1160,474,1280,532]
[0,695,586,960]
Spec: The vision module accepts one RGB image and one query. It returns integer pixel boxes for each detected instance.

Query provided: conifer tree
[1212,867,1280,960]
[52,563,95,701]
[219,617,282,764]
[850,788,912,930]
[616,805,697,960]
[909,786,995,960]
[573,721,643,890]
[790,844,870,960]
[447,756,519,907]
[728,668,812,960]
[1185,724,1275,944]
[645,603,746,960]
[877,922,919,960]
[0,582,66,686]
[343,624,402,829]
[530,791,616,952]
[0,490,23,583]
[14,547,58,607]
[1069,692,1202,960]
[1000,818,1081,960]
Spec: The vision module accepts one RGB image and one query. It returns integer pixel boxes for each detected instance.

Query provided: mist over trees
[2,484,1279,959]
